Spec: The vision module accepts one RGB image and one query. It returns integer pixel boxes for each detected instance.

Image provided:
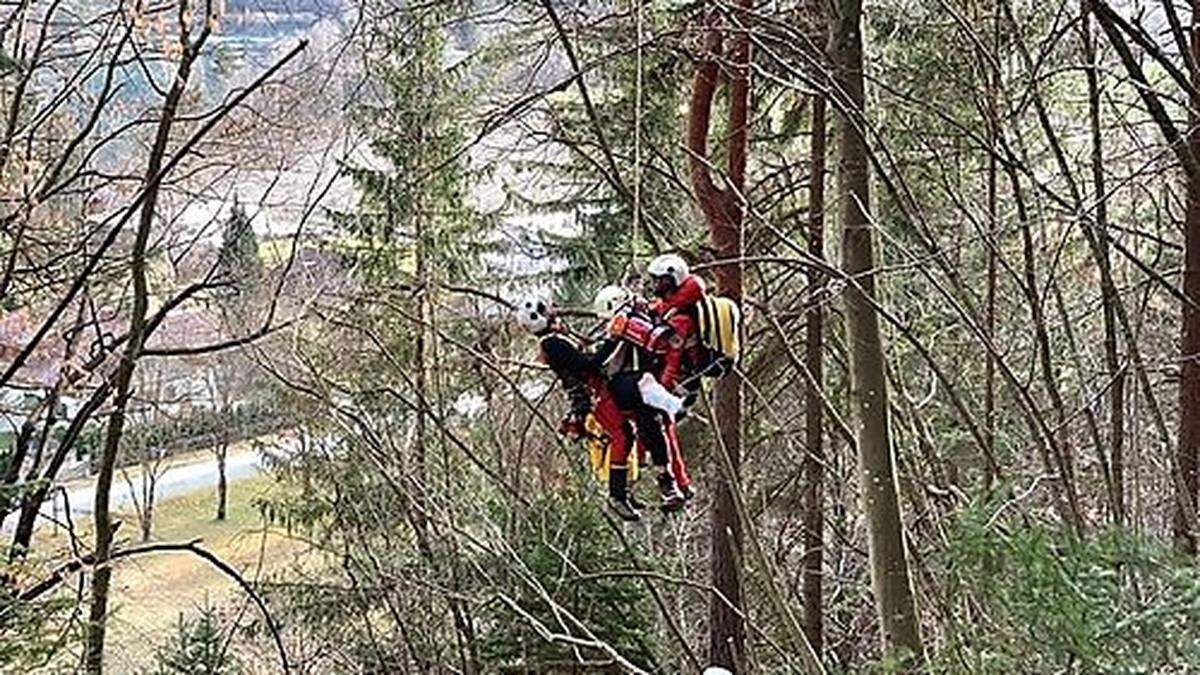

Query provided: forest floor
[28,471,321,673]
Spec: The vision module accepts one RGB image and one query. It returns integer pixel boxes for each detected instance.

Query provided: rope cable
[630,0,645,282]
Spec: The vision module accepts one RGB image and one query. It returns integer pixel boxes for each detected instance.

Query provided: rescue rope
[630,0,644,278]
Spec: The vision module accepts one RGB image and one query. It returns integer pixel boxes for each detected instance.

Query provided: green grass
[32,472,318,674]
[125,473,276,541]
[108,473,315,672]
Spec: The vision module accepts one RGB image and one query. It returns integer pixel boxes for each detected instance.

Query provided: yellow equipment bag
[585,413,638,483]
[696,295,742,375]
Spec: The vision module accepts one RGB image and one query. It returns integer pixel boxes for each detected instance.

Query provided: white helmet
[593,285,631,318]
[514,294,552,333]
[647,253,689,286]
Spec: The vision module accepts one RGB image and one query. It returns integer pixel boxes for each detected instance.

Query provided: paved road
[0,449,268,535]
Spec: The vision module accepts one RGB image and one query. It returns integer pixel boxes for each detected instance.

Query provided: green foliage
[216,201,264,299]
[478,492,659,672]
[0,48,21,76]
[215,201,266,337]
[216,200,265,303]
[529,3,697,306]
[0,585,77,672]
[153,604,243,675]
[932,496,1200,673]
[332,2,485,285]
[0,430,14,477]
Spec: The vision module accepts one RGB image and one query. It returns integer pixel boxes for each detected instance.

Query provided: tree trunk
[1081,0,1126,524]
[10,384,111,558]
[829,0,924,661]
[1091,0,1200,550]
[216,441,228,521]
[687,4,750,669]
[984,0,999,488]
[802,89,827,657]
[1177,0,1200,555]
[140,471,155,543]
[85,224,149,673]
[84,9,205,669]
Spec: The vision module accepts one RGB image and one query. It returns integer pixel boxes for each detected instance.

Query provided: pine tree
[334,4,480,285]
[524,3,693,304]
[216,199,264,299]
[830,0,923,661]
[153,606,243,675]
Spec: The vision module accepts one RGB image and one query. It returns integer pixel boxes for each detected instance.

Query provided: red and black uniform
[539,309,686,511]
[537,331,623,442]
[652,274,707,390]
[536,330,637,500]
[653,273,706,313]
[649,274,709,495]
[586,308,674,473]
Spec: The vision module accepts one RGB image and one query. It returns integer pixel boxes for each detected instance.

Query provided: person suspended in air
[646,253,707,399]
[589,284,688,513]
[640,253,706,499]
[513,294,647,521]
[647,253,742,383]
[645,253,745,499]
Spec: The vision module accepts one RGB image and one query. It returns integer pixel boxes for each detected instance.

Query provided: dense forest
[3,0,1200,672]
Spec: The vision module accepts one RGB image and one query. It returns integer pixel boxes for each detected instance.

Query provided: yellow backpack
[695,295,742,376]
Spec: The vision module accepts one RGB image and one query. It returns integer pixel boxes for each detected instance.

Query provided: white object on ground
[638,373,683,419]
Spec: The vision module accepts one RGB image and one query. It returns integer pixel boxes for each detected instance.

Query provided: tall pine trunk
[829,0,924,660]
[802,90,827,656]
[1177,0,1200,555]
[687,3,750,669]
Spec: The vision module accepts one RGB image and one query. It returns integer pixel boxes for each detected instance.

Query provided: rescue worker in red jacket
[589,285,687,512]
[645,253,708,499]
[514,294,643,520]
[647,253,707,388]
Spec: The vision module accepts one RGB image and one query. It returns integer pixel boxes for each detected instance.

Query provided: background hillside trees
[8,0,1200,671]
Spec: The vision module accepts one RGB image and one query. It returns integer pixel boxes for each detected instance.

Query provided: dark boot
[608,467,640,522]
[657,472,685,512]
[608,496,640,522]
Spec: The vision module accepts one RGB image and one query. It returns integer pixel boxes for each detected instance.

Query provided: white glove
[638,373,683,419]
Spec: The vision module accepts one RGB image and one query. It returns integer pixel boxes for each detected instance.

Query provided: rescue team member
[647,253,707,393]
[645,253,707,499]
[514,295,647,520]
[588,285,687,512]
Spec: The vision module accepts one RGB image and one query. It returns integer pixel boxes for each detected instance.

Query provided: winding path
[0,445,275,535]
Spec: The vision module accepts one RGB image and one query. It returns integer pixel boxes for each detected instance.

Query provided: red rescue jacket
[651,274,706,315]
[650,275,707,388]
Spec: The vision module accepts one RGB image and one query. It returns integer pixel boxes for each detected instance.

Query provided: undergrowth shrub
[932,496,1200,673]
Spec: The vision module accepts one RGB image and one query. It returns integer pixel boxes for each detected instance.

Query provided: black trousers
[607,372,669,467]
